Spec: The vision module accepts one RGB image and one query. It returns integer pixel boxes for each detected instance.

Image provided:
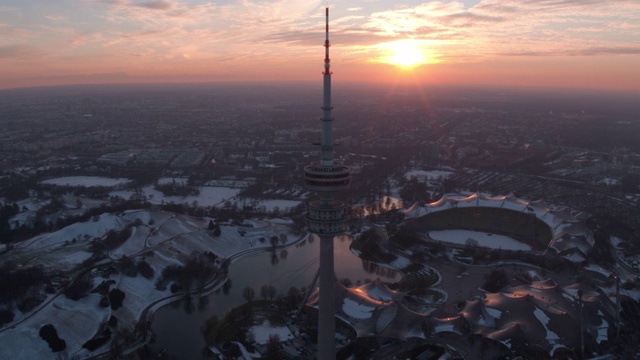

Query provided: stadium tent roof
[402,192,593,262]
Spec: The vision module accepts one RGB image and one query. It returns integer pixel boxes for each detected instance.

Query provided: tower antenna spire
[320,6,334,166]
[325,6,330,67]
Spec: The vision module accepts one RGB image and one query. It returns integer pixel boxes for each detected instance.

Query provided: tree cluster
[0,174,34,202]
[154,180,200,197]
[0,265,49,316]
[64,273,94,301]
[260,284,277,301]
[208,220,221,237]
[0,202,20,246]
[90,227,133,257]
[39,324,66,352]
[399,177,431,204]
[242,286,255,303]
[352,228,397,264]
[108,288,126,310]
[482,269,510,293]
[155,252,218,293]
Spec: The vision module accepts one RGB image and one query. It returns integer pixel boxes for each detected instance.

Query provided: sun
[386,40,427,67]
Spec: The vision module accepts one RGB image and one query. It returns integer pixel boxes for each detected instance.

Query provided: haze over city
[2,0,640,91]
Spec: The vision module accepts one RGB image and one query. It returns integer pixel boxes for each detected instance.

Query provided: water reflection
[183,296,194,314]
[222,279,231,295]
[198,296,209,311]
[151,234,400,359]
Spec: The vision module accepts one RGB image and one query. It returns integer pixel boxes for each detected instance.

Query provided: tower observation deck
[303,7,350,360]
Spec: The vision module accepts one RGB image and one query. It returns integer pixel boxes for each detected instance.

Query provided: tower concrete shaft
[317,233,335,360]
[303,7,350,360]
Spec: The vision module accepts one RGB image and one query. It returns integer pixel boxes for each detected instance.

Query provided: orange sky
[1,1,639,91]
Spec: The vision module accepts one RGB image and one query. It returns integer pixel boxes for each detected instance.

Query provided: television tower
[303,7,350,360]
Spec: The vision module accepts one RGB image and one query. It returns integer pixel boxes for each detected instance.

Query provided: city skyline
[1,0,640,91]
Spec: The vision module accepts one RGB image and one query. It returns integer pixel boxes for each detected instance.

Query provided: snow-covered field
[428,229,532,251]
[404,170,453,180]
[40,176,132,187]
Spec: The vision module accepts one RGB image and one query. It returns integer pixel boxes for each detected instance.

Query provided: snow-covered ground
[40,176,132,187]
[24,213,125,251]
[111,185,241,207]
[9,213,127,271]
[428,229,532,251]
[156,177,188,185]
[8,198,50,228]
[0,293,112,359]
[0,208,302,359]
[248,320,294,345]
[597,177,619,186]
[234,199,302,213]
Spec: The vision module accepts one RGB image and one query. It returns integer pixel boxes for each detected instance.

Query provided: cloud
[99,0,173,11]
[575,46,640,56]
[261,28,389,47]
[44,14,66,22]
[438,11,506,27]
[617,21,640,30]
[98,0,190,20]
[0,5,19,13]
[351,0,640,62]
[133,1,173,11]
[231,0,322,26]
[497,46,640,57]
[362,1,483,37]
[103,28,173,46]
[0,44,43,59]
[0,25,32,38]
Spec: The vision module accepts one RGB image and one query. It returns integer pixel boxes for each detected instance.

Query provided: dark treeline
[1,197,149,248]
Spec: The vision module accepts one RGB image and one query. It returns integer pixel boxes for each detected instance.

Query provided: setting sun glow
[386,40,427,67]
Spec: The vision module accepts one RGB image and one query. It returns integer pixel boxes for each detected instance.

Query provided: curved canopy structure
[404,192,593,260]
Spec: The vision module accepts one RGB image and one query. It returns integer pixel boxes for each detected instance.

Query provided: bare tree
[265,334,281,359]
[269,236,279,250]
[260,284,276,300]
[242,286,255,303]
